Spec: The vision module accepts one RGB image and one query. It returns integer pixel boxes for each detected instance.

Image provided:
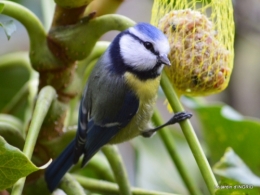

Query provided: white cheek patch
[120,35,157,71]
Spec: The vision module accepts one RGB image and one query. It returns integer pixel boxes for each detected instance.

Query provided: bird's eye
[143,42,154,52]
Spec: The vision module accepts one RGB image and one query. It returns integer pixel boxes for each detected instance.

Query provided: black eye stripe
[143,42,154,52]
[127,32,158,55]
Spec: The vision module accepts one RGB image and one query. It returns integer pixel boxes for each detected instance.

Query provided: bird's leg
[141,112,192,138]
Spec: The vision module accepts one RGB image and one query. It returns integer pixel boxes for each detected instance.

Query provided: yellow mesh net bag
[151,0,235,96]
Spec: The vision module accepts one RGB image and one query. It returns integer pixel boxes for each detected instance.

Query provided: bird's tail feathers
[45,139,75,192]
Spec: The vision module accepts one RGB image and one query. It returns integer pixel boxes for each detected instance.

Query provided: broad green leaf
[214,148,260,195]
[0,20,16,40]
[0,114,24,145]
[215,179,260,195]
[0,121,24,150]
[0,53,31,120]
[0,136,39,190]
[214,148,260,186]
[184,97,260,176]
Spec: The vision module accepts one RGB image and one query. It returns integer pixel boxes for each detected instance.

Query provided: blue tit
[45,22,192,192]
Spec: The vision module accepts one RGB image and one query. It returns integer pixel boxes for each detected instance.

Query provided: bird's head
[109,23,170,80]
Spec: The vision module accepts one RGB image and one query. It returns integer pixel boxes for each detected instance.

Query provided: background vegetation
[1,0,260,195]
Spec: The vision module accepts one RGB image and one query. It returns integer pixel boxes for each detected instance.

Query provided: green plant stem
[0,52,31,68]
[74,175,180,195]
[11,86,56,195]
[0,114,23,132]
[85,0,124,18]
[77,41,110,78]
[60,174,86,195]
[160,72,217,195]
[0,1,63,70]
[71,154,115,182]
[152,109,201,195]
[0,1,46,48]
[54,0,93,8]
[81,41,110,66]
[83,155,115,182]
[49,14,135,61]
[102,145,132,195]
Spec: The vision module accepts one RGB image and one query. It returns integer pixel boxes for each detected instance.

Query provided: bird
[45,22,192,192]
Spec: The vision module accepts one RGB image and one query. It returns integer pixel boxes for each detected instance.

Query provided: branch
[49,14,135,61]
[11,86,57,195]
[160,72,217,195]
[74,175,180,195]
[102,145,132,195]
[60,174,86,195]
[152,109,201,195]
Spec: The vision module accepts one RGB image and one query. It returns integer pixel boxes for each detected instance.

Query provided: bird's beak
[159,54,171,66]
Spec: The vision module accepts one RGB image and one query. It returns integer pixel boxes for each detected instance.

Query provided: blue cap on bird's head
[133,22,167,41]
[127,22,170,58]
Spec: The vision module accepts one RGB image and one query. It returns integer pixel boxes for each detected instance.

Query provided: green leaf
[0,121,24,150]
[184,97,260,176]
[0,20,16,40]
[214,148,260,195]
[0,3,4,13]
[0,53,31,120]
[214,148,260,186]
[0,136,39,190]
[215,179,260,195]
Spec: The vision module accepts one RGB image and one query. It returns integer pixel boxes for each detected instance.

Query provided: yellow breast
[109,72,160,144]
[124,72,161,101]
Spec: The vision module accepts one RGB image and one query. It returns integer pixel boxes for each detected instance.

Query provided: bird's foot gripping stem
[142,112,192,138]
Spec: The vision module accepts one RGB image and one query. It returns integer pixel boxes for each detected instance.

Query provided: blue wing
[45,90,139,192]
[81,90,139,166]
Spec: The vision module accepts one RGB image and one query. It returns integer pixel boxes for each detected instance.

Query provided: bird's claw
[141,112,192,138]
[168,112,192,124]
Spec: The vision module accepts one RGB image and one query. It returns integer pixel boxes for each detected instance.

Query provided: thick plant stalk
[11,86,57,195]
[152,109,201,195]
[160,72,217,195]
[102,145,132,195]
